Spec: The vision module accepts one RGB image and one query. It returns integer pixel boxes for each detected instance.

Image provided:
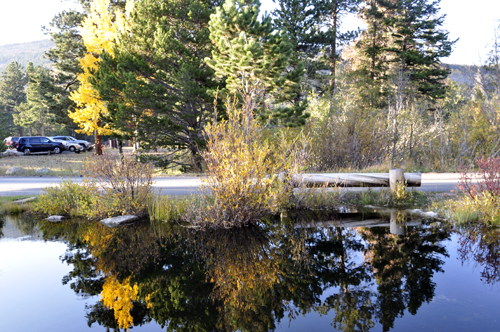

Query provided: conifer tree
[272,0,324,77]
[355,0,454,103]
[206,0,309,126]
[0,62,28,136]
[273,0,362,91]
[14,64,61,136]
[92,0,221,169]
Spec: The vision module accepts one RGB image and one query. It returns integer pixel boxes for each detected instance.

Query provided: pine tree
[0,62,28,136]
[272,0,324,77]
[92,0,221,170]
[206,0,309,126]
[355,0,455,103]
[273,0,362,91]
[13,64,60,136]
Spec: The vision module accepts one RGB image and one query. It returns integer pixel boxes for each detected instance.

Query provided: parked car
[50,137,83,153]
[3,136,19,149]
[50,136,93,151]
[16,136,64,155]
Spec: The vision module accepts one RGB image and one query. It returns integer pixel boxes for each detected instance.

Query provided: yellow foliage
[100,275,139,330]
[69,0,134,135]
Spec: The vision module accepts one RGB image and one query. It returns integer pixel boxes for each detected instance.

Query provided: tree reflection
[456,223,500,285]
[36,212,453,332]
[359,223,450,332]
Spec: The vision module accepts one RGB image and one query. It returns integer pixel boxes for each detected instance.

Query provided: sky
[0,0,499,65]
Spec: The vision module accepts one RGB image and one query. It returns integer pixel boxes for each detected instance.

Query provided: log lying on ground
[291,173,421,187]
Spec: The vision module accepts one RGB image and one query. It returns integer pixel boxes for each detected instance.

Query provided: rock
[12,197,36,204]
[405,209,440,219]
[100,215,138,228]
[46,215,65,222]
[36,168,51,175]
[5,167,25,175]
[2,150,18,156]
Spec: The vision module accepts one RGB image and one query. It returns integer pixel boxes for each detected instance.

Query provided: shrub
[452,156,500,225]
[84,154,154,218]
[184,93,310,228]
[35,154,154,219]
[459,156,500,199]
[34,179,97,217]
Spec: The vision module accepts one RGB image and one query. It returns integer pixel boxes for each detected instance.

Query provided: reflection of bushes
[456,223,500,285]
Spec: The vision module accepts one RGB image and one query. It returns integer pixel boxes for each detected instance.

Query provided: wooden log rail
[292,171,421,188]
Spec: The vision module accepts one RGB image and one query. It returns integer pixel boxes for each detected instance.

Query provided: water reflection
[12,209,459,332]
[455,223,500,285]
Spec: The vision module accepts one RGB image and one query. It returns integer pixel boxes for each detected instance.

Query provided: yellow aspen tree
[69,0,133,154]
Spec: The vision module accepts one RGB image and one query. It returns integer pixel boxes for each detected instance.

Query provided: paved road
[0,173,466,197]
[0,176,202,196]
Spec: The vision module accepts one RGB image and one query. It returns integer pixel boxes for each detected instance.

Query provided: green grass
[0,195,37,214]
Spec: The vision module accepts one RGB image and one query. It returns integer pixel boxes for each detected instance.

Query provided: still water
[0,211,499,332]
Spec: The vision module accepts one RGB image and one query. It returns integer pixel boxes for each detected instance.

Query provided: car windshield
[68,137,77,141]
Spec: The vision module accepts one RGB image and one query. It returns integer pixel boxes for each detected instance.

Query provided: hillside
[0,40,54,72]
[0,40,481,88]
[446,63,478,86]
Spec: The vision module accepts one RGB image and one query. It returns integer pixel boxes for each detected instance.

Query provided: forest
[1,0,499,172]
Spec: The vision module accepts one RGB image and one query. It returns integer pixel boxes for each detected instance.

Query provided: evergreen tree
[272,0,324,79]
[352,0,389,107]
[0,62,28,136]
[355,0,454,103]
[383,0,454,100]
[206,0,309,126]
[273,0,362,91]
[43,10,87,133]
[13,63,61,136]
[92,0,221,169]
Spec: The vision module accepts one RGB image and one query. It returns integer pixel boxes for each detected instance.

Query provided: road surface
[0,173,466,197]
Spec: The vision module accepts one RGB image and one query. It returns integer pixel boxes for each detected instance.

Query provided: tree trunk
[95,120,103,155]
[330,7,338,89]
[118,140,124,163]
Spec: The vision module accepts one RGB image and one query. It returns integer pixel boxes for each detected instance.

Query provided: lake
[1,210,499,332]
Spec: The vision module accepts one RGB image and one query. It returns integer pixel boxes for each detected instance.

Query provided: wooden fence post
[389,168,404,194]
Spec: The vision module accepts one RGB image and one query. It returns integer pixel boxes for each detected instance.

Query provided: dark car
[3,136,19,149]
[16,136,64,155]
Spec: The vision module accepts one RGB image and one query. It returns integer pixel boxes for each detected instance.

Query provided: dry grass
[0,151,88,176]
[0,147,190,177]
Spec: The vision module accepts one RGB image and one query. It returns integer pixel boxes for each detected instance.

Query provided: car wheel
[53,147,61,154]
[23,148,31,155]
[69,146,76,152]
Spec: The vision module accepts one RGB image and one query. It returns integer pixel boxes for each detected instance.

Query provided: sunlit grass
[0,195,36,214]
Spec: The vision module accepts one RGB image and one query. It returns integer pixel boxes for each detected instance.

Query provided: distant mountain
[445,63,479,86]
[0,41,484,88]
[0,40,54,72]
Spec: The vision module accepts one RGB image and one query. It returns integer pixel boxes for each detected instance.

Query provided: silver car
[50,137,83,153]
[50,136,93,151]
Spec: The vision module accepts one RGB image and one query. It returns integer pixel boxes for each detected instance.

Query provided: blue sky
[0,0,498,65]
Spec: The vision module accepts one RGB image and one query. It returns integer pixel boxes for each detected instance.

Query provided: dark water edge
[0,211,499,332]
